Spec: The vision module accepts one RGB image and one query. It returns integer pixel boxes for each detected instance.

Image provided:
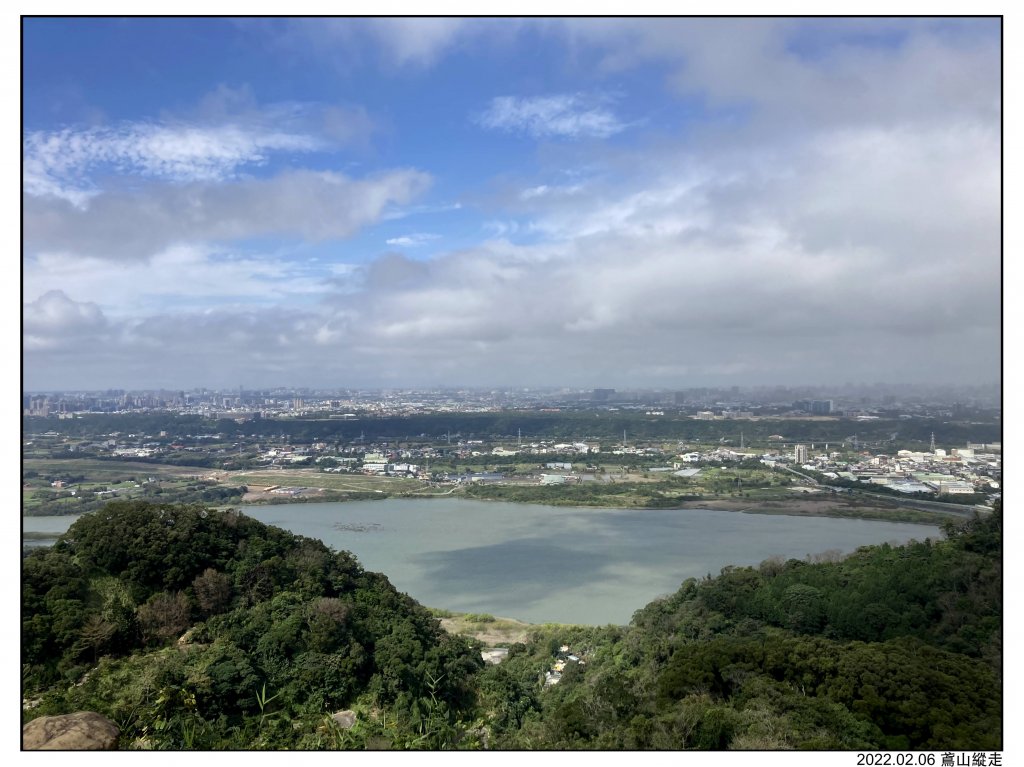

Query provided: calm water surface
[22,514,84,548]
[24,499,940,625]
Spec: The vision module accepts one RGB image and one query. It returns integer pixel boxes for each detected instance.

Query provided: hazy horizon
[23,18,1001,391]
[21,380,1003,396]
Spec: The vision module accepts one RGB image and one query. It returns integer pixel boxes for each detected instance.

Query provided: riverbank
[24,488,960,530]
[678,496,959,525]
[451,489,956,525]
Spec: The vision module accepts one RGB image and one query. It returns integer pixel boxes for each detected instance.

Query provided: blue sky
[22,18,1001,390]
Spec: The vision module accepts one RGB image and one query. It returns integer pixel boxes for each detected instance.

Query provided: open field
[23,459,244,516]
[23,458,207,480]
[463,469,790,509]
[22,493,82,512]
[23,459,967,527]
[464,479,955,525]
[436,612,534,647]
[223,469,450,496]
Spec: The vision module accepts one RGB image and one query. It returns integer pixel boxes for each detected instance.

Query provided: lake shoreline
[675,497,960,526]
[24,492,961,527]
[242,491,960,526]
[25,498,942,625]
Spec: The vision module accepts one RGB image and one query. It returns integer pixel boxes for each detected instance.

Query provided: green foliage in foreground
[475,506,1001,750]
[22,501,484,749]
[23,501,1001,750]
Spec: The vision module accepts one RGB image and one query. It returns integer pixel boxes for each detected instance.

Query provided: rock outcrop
[22,711,119,750]
[331,710,357,729]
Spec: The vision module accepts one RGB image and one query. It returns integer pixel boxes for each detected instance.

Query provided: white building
[934,481,976,495]
[540,473,578,485]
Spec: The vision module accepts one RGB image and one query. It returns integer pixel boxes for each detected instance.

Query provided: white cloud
[22,86,385,209]
[385,233,441,248]
[269,18,523,71]
[287,105,995,386]
[551,18,999,134]
[24,245,334,317]
[368,18,472,67]
[23,290,109,351]
[23,121,321,207]
[21,19,1001,390]
[477,93,627,139]
[24,168,432,260]
[519,183,584,201]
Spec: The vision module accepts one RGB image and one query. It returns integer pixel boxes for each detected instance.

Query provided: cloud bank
[23,19,1000,390]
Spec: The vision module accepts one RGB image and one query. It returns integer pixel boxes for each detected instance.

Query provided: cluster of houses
[355,453,421,477]
[491,442,601,456]
[544,645,584,686]
[821,449,998,496]
[475,643,589,689]
[773,444,1000,498]
[38,424,999,504]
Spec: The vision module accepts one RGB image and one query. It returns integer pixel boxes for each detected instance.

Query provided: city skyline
[22,380,1002,416]
[23,18,1001,390]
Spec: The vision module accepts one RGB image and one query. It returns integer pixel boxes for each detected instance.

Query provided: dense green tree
[23,500,484,748]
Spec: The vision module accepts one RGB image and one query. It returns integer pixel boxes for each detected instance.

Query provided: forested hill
[22,502,1001,750]
[480,505,1001,750]
[22,501,485,749]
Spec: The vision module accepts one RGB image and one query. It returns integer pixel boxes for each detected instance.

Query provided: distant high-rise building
[592,388,615,402]
[793,444,809,464]
[795,399,833,415]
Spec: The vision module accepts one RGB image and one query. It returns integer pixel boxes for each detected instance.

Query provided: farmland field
[22,458,243,516]
[223,469,449,495]
[23,458,208,480]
